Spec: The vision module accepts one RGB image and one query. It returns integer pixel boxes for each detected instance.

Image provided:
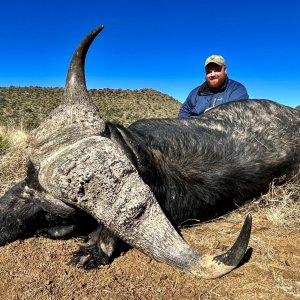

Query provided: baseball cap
[205,55,226,67]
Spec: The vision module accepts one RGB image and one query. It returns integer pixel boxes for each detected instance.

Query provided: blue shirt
[178,78,249,117]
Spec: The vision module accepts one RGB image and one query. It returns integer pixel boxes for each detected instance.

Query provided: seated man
[178,55,249,117]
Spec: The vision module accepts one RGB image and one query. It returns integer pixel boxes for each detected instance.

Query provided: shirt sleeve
[178,92,194,117]
[229,84,249,101]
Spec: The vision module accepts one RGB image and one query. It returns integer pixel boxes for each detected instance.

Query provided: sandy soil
[0,213,299,300]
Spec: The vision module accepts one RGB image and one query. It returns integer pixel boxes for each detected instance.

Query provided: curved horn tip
[189,214,252,279]
[64,24,106,103]
[93,25,105,34]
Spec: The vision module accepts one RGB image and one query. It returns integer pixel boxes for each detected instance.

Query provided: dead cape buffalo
[0,26,299,279]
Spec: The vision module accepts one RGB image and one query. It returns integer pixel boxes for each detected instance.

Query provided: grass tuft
[0,124,28,195]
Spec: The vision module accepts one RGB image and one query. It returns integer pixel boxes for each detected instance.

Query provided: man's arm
[228,84,249,101]
[178,90,196,117]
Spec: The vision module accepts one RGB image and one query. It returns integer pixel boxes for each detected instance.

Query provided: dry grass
[213,173,300,230]
[0,125,28,194]
[0,124,28,150]
[258,179,300,227]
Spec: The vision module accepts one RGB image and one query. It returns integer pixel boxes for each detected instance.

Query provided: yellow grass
[0,125,28,194]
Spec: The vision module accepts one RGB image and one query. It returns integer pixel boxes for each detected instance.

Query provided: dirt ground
[0,211,299,300]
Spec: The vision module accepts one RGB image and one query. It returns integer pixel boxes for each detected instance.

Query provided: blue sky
[1,0,300,108]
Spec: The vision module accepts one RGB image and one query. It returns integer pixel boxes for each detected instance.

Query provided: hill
[0,86,181,128]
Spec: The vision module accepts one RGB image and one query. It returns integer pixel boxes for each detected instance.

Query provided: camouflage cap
[205,55,226,67]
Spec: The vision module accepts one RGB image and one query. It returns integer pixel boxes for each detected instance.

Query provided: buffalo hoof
[69,224,117,269]
[69,243,110,269]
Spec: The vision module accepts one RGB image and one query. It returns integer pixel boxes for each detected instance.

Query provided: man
[178,55,249,117]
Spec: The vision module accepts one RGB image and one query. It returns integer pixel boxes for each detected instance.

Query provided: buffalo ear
[106,123,151,171]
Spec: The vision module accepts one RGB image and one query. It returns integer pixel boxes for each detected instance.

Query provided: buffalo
[0,26,299,279]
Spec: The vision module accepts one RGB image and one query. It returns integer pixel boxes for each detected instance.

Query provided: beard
[207,74,227,90]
